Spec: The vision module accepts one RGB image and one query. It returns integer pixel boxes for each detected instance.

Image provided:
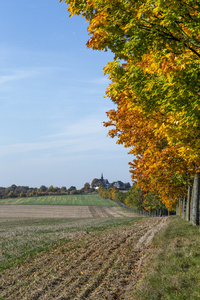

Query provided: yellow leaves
[65,1,81,18]
[86,32,108,50]
[144,205,151,212]
[90,11,108,25]
[86,0,95,7]
[136,51,182,76]
[136,10,143,19]
[136,48,191,79]
[136,53,157,74]
[152,5,161,15]
[62,0,200,210]
[182,26,193,38]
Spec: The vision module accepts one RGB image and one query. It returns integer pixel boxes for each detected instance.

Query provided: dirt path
[0,217,168,299]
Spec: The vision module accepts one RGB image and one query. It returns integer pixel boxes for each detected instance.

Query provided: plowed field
[0,204,129,219]
[0,214,168,300]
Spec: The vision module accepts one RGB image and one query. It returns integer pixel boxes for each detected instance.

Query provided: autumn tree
[125,185,146,210]
[91,178,101,189]
[83,182,90,191]
[98,186,117,200]
[61,0,200,223]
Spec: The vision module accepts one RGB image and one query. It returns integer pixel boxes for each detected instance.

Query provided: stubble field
[0,199,169,299]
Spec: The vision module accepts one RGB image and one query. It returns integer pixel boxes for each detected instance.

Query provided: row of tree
[98,185,168,213]
[62,0,200,225]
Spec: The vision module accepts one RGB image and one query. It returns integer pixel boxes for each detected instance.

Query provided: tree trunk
[190,184,194,222]
[179,197,182,216]
[181,196,186,220]
[191,172,200,226]
[176,204,179,215]
[186,185,191,222]
[181,197,184,218]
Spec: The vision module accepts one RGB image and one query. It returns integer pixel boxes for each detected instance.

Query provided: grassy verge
[0,216,141,272]
[132,216,200,300]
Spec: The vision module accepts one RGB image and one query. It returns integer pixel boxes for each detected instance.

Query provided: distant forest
[0,179,131,199]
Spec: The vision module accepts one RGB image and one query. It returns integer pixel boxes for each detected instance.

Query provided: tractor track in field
[0,205,126,219]
[0,217,168,299]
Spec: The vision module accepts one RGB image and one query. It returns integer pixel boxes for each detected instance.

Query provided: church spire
[101,173,104,181]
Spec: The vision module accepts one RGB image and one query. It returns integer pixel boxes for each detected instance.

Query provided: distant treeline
[98,185,169,213]
[1,182,169,213]
[0,184,96,199]
[0,180,130,199]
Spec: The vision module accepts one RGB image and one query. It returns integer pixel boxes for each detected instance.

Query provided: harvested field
[0,204,130,219]
[0,205,140,272]
[0,206,168,299]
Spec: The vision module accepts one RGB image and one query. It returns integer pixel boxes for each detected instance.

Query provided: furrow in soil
[0,218,167,300]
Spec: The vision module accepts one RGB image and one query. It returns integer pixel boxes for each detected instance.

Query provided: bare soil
[0,205,135,219]
[0,216,168,300]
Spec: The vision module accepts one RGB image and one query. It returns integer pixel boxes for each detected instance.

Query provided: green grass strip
[132,216,200,300]
[0,194,118,206]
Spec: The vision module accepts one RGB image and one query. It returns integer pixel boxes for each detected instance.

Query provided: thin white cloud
[46,116,106,139]
[0,135,118,156]
[0,140,67,155]
[0,65,74,85]
[0,115,118,157]
[0,69,38,84]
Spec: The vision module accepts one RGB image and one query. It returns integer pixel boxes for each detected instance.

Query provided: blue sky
[0,0,132,189]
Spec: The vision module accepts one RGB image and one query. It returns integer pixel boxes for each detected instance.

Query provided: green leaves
[62,0,200,207]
